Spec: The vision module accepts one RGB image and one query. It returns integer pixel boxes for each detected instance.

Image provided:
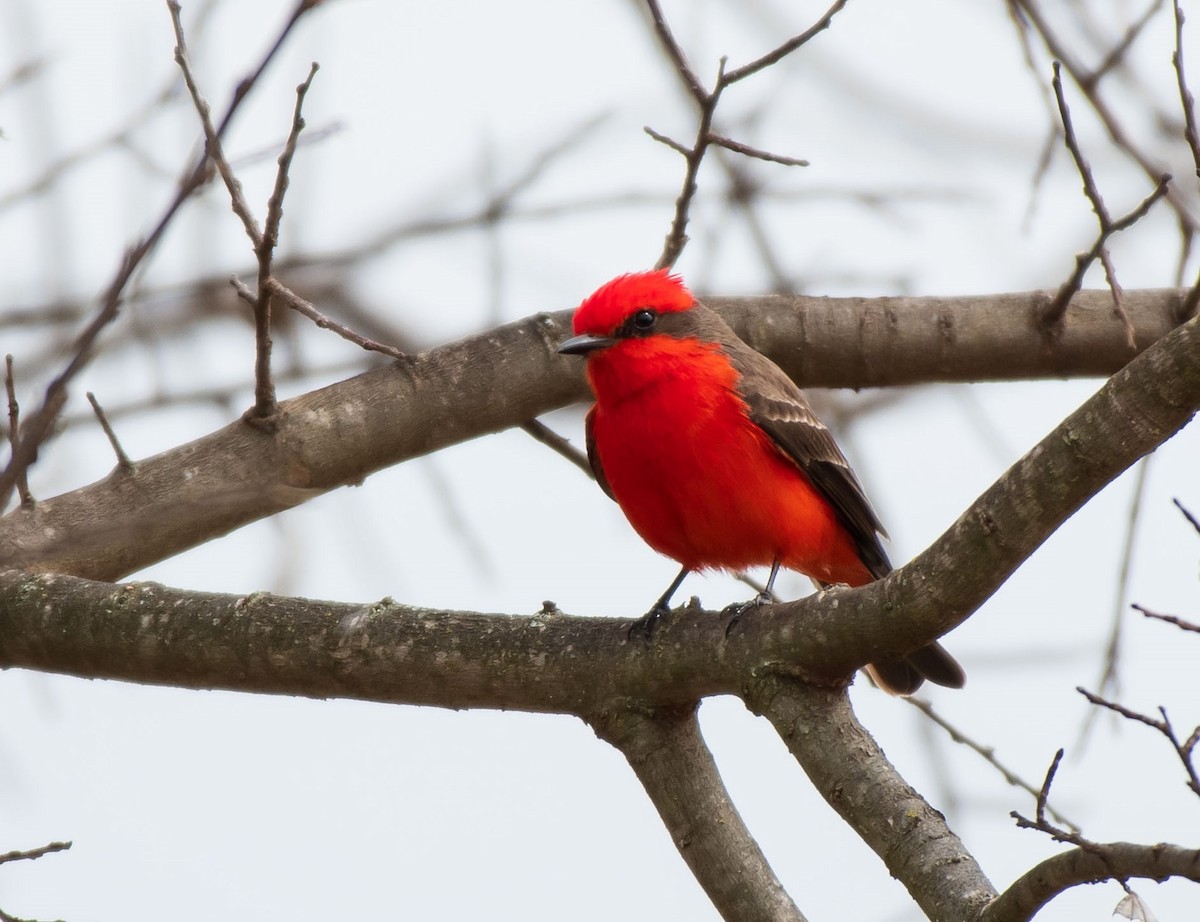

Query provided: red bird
[558,270,964,695]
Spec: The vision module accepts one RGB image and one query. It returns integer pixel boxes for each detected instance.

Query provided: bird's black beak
[557,333,616,355]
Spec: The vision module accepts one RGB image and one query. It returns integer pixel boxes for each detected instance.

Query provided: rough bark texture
[746,676,997,922]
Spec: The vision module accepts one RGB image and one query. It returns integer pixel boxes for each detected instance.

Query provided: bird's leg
[723,559,781,636]
[628,565,690,641]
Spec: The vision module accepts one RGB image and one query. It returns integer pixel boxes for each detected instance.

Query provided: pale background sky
[2,1,1198,920]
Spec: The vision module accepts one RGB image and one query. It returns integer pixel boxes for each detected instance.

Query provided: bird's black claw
[628,605,667,642]
[722,592,771,637]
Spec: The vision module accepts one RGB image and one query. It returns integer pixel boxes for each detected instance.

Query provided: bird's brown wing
[719,335,892,580]
[584,405,616,501]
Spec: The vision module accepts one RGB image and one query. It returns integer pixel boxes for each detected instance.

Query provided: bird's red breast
[575,271,875,586]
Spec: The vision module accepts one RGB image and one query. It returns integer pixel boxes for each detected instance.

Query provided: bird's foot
[722,591,771,637]
[627,604,668,643]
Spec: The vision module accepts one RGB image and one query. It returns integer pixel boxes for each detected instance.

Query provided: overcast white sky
[2,2,1198,920]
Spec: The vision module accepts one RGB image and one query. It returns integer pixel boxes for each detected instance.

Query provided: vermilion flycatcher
[558,270,964,695]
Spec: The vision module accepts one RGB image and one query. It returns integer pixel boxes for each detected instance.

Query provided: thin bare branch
[1079,457,1151,745]
[169,1,263,248]
[3,356,32,507]
[1136,604,1200,634]
[906,697,1080,831]
[0,841,72,866]
[1173,0,1200,179]
[705,133,809,167]
[519,419,593,479]
[1174,497,1200,534]
[723,0,851,85]
[262,62,318,258]
[1088,0,1165,88]
[1041,63,1171,341]
[1078,688,1200,798]
[643,125,692,157]
[85,393,135,474]
[641,1,836,268]
[642,0,707,103]
[259,278,408,361]
[1011,0,1196,232]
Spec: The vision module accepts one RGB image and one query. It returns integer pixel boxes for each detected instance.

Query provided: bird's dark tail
[866,641,966,696]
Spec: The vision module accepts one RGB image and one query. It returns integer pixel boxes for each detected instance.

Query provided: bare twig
[0,839,72,922]
[1174,0,1200,181]
[705,133,809,167]
[4,356,33,507]
[1136,604,1200,634]
[250,62,320,420]
[722,0,850,84]
[171,1,314,424]
[1036,748,1064,829]
[86,393,135,474]
[906,698,1080,831]
[643,125,692,157]
[1078,687,1200,798]
[256,278,408,361]
[1088,0,1165,88]
[519,419,593,478]
[1011,0,1196,231]
[0,841,71,866]
[1174,0,1200,320]
[1042,63,1170,341]
[1174,497,1200,534]
[1078,456,1151,745]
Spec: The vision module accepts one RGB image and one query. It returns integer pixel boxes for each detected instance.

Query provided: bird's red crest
[572,270,695,335]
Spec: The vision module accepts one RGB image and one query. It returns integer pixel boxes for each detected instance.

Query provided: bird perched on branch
[558,270,964,695]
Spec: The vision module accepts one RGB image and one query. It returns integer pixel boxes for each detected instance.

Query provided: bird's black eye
[631,309,656,331]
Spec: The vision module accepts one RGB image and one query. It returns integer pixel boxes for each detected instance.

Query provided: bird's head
[557,270,696,356]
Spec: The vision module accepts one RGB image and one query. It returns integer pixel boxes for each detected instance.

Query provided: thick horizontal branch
[711,287,1185,387]
[0,572,729,711]
[0,307,1196,709]
[981,841,1200,922]
[0,288,1188,580]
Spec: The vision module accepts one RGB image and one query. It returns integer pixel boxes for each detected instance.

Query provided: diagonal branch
[745,677,997,921]
[590,704,807,922]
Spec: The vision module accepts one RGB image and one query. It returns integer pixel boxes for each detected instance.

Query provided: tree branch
[0,289,1191,579]
[590,704,806,922]
[745,677,997,922]
[1,298,1195,710]
[981,842,1200,922]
